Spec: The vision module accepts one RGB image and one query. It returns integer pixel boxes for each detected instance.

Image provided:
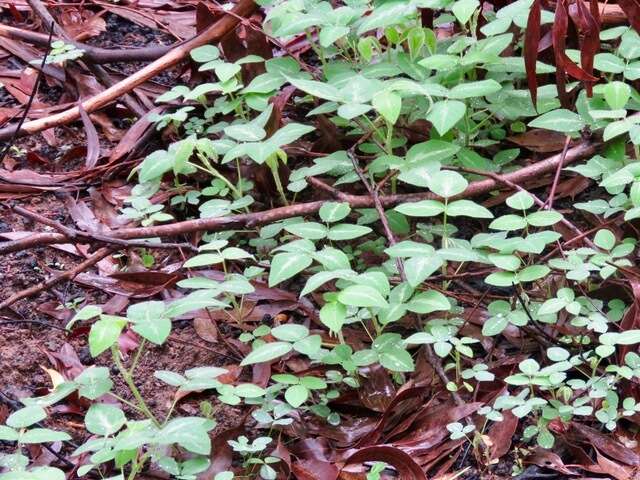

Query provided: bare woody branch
[0,140,597,254]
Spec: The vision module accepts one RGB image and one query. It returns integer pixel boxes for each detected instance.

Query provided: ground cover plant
[1,0,640,478]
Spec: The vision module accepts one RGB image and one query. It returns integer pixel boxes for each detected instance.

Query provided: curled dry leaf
[341,445,427,480]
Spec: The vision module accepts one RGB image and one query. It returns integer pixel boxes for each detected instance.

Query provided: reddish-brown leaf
[487,411,518,462]
[79,105,100,170]
[524,0,542,108]
[552,0,598,107]
[571,423,640,466]
[553,0,570,107]
[528,448,580,475]
[193,316,218,342]
[341,446,427,480]
[108,108,161,164]
[594,448,633,480]
[618,0,640,33]
[576,0,600,96]
[292,459,339,480]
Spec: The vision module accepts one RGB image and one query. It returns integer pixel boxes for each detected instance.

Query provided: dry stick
[544,135,572,210]
[9,204,198,251]
[0,0,258,141]
[348,150,406,279]
[0,23,172,64]
[26,0,146,117]
[0,246,116,310]
[0,140,597,255]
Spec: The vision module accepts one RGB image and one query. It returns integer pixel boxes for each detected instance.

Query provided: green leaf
[482,313,508,336]
[89,317,126,357]
[154,370,186,387]
[285,384,309,407]
[526,211,563,227]
[327,224,372,240]
[537,428,555,449]
[293,334,321,356]
[594,229,616,250]
[603,81,631,110]
[337,285,388,308]
[595,52,625,73]
[190,45,220,62]
[85,404,126,436]
[0,426,18,441]
[7,406,46,428]
[128,301,171,345]
[67,305,102,329]
[21,428,71,444]
[518,265,550,282]
[404,256,444,287]
[285,76,342,102]
[234,384,266,398]
[285,222,328,240]
[547,347,570,362]
[406,140,460,164]
[617,330,640,345]
[21,382,77,407]
[271,324,309,342]
[528,109,585,132]
[224,123,266,142]
[449,79,501,99]
[385,240,435,258]
[319,202,351,223]
[301,270,355,296]
[139,150,173,182]
[395,200,445,217]
[428,170,468,198]
[319,25,350,47]
[452,0,480,24]
[485,271,516,287]
[419,54,460,70]
[76,367,113,400]
[158,417,213,455]
[165,291,228,317]
[379,348,415,372]
[269,253,312,287]
[269,123,315,146]
[427,100,466,136]
[519,358,539,375]
[407,290,450,314]
[320,302,347,333]
[372,91,402,124]
[240,342,293,366]
[506,191,535,210]
[357,1,415,34]
[446,200,493,218]
[490,214,527,231]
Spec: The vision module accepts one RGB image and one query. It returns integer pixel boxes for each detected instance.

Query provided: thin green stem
[111,344,160,427]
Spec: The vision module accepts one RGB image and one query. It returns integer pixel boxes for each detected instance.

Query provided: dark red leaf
[553,0,598,107]
[524,0,541,107]
[618,0,640,33]
[575,0,600,96]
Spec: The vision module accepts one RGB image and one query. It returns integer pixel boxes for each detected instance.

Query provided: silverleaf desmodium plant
[4,0,640,478]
